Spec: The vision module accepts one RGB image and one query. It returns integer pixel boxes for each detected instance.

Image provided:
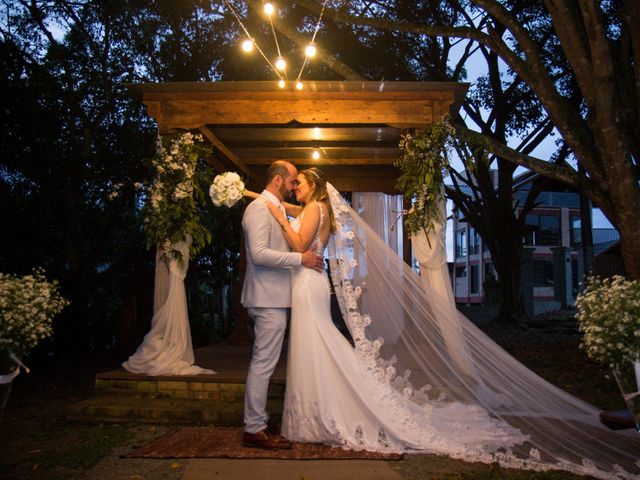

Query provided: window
[469,227,480,255]
[523,214,539,245]
[523,214,560,246]
[539,215,560,245]
[456,230,467,257]
[470,265,479,294]
[455,266,467,278]
[571,217,582,246]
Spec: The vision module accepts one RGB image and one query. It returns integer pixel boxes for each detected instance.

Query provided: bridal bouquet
[0,269,69,367]
[575,275,640,370]
[209,171,245,208]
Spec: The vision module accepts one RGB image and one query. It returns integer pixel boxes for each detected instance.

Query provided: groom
[241,160,323,449]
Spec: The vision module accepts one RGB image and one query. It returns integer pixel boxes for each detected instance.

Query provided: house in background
[451,171,620,315]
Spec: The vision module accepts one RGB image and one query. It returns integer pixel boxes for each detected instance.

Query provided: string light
[275,56,287,71]
[305,43,317,58]
[223,0,329,86]
[241,39,254,53]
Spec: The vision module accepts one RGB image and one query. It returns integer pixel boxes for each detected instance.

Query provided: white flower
[210,172,245,208]
[0,270,68,356]
[575,275,640,370]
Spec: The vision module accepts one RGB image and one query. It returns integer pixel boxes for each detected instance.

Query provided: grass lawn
[0,316,627,480]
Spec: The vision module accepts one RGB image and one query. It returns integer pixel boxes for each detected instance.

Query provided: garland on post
[395,117,455,237]
[144,132,214,265]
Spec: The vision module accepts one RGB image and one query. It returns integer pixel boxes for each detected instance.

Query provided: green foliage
[575,275,640,369]
[143,132,214,265]
[395,117,455,236]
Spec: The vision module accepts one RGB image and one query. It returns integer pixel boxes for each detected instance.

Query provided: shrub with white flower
[209,172,245,208]
[0,269,69,367]
[575,275,640,370]
[144,132,213,264]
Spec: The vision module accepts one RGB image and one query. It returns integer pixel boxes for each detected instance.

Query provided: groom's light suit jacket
[241,191,301,309]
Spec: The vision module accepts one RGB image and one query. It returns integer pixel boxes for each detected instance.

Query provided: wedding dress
[282,185,640,479]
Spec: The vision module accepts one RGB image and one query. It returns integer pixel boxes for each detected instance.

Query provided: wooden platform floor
[96,342,286,384]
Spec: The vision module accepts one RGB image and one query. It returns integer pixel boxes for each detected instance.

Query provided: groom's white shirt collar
[260,189,283,208]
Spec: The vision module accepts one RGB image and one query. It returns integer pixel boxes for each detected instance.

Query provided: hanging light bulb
[263,2,275,16]
[296,81,303,90]
[241,39,254,53]
[275,56,286,71]
[305,43,317,58]
[278,79,286,89]
[312,149,320,160]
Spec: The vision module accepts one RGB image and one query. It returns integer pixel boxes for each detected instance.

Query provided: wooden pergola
[127,80,469,193]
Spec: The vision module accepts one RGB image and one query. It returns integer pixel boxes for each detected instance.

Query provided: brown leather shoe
[243,429,292,449]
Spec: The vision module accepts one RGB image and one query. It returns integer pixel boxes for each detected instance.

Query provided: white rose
[227,186,239,199]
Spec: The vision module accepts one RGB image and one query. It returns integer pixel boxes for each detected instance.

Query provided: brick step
[94,377,284,401]
[66,394,283,426]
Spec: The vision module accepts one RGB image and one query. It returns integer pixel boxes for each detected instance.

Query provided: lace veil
[325,182,640,479]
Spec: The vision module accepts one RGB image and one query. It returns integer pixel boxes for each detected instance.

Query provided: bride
[256,167,639,479]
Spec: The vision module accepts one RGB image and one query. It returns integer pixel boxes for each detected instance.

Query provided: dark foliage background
[0,1,462,360]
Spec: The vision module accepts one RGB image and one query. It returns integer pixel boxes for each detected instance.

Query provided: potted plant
[575,275,640,430]
[0,269,68,415]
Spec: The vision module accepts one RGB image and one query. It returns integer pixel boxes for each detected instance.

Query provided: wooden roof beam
[159,99,436,127]
[244,157,398,166]
[199,125,256,182]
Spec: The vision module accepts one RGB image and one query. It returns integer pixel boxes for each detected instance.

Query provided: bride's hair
[300,167,336,233]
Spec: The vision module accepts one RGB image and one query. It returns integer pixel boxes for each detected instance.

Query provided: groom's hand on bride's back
[301,250,324,272]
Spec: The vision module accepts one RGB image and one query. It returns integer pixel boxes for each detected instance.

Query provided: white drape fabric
[352,192,403,257]
[326,183,640,479]
[122,237,216,376]
[411,193,480,387]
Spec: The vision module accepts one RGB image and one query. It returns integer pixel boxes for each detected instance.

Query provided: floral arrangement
[575,275,640,370]
[0,269,69,368]
[395,117,455,236]
[144,132,213,264]
[209,172,245,208]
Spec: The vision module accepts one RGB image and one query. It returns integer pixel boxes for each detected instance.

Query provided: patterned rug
[125,426,403,460]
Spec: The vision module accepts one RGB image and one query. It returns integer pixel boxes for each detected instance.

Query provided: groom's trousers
[244,307,287,434]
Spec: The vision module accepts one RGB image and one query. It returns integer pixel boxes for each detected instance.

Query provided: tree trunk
[490,233,526,324]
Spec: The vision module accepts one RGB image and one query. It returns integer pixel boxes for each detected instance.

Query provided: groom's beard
[279,183,294,202]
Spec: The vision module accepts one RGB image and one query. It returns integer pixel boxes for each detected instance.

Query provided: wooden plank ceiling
[127,81,468,192]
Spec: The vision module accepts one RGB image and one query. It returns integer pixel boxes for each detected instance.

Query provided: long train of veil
[325,183,639,479]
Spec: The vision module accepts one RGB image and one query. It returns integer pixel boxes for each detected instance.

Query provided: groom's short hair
[266,161,291,185]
